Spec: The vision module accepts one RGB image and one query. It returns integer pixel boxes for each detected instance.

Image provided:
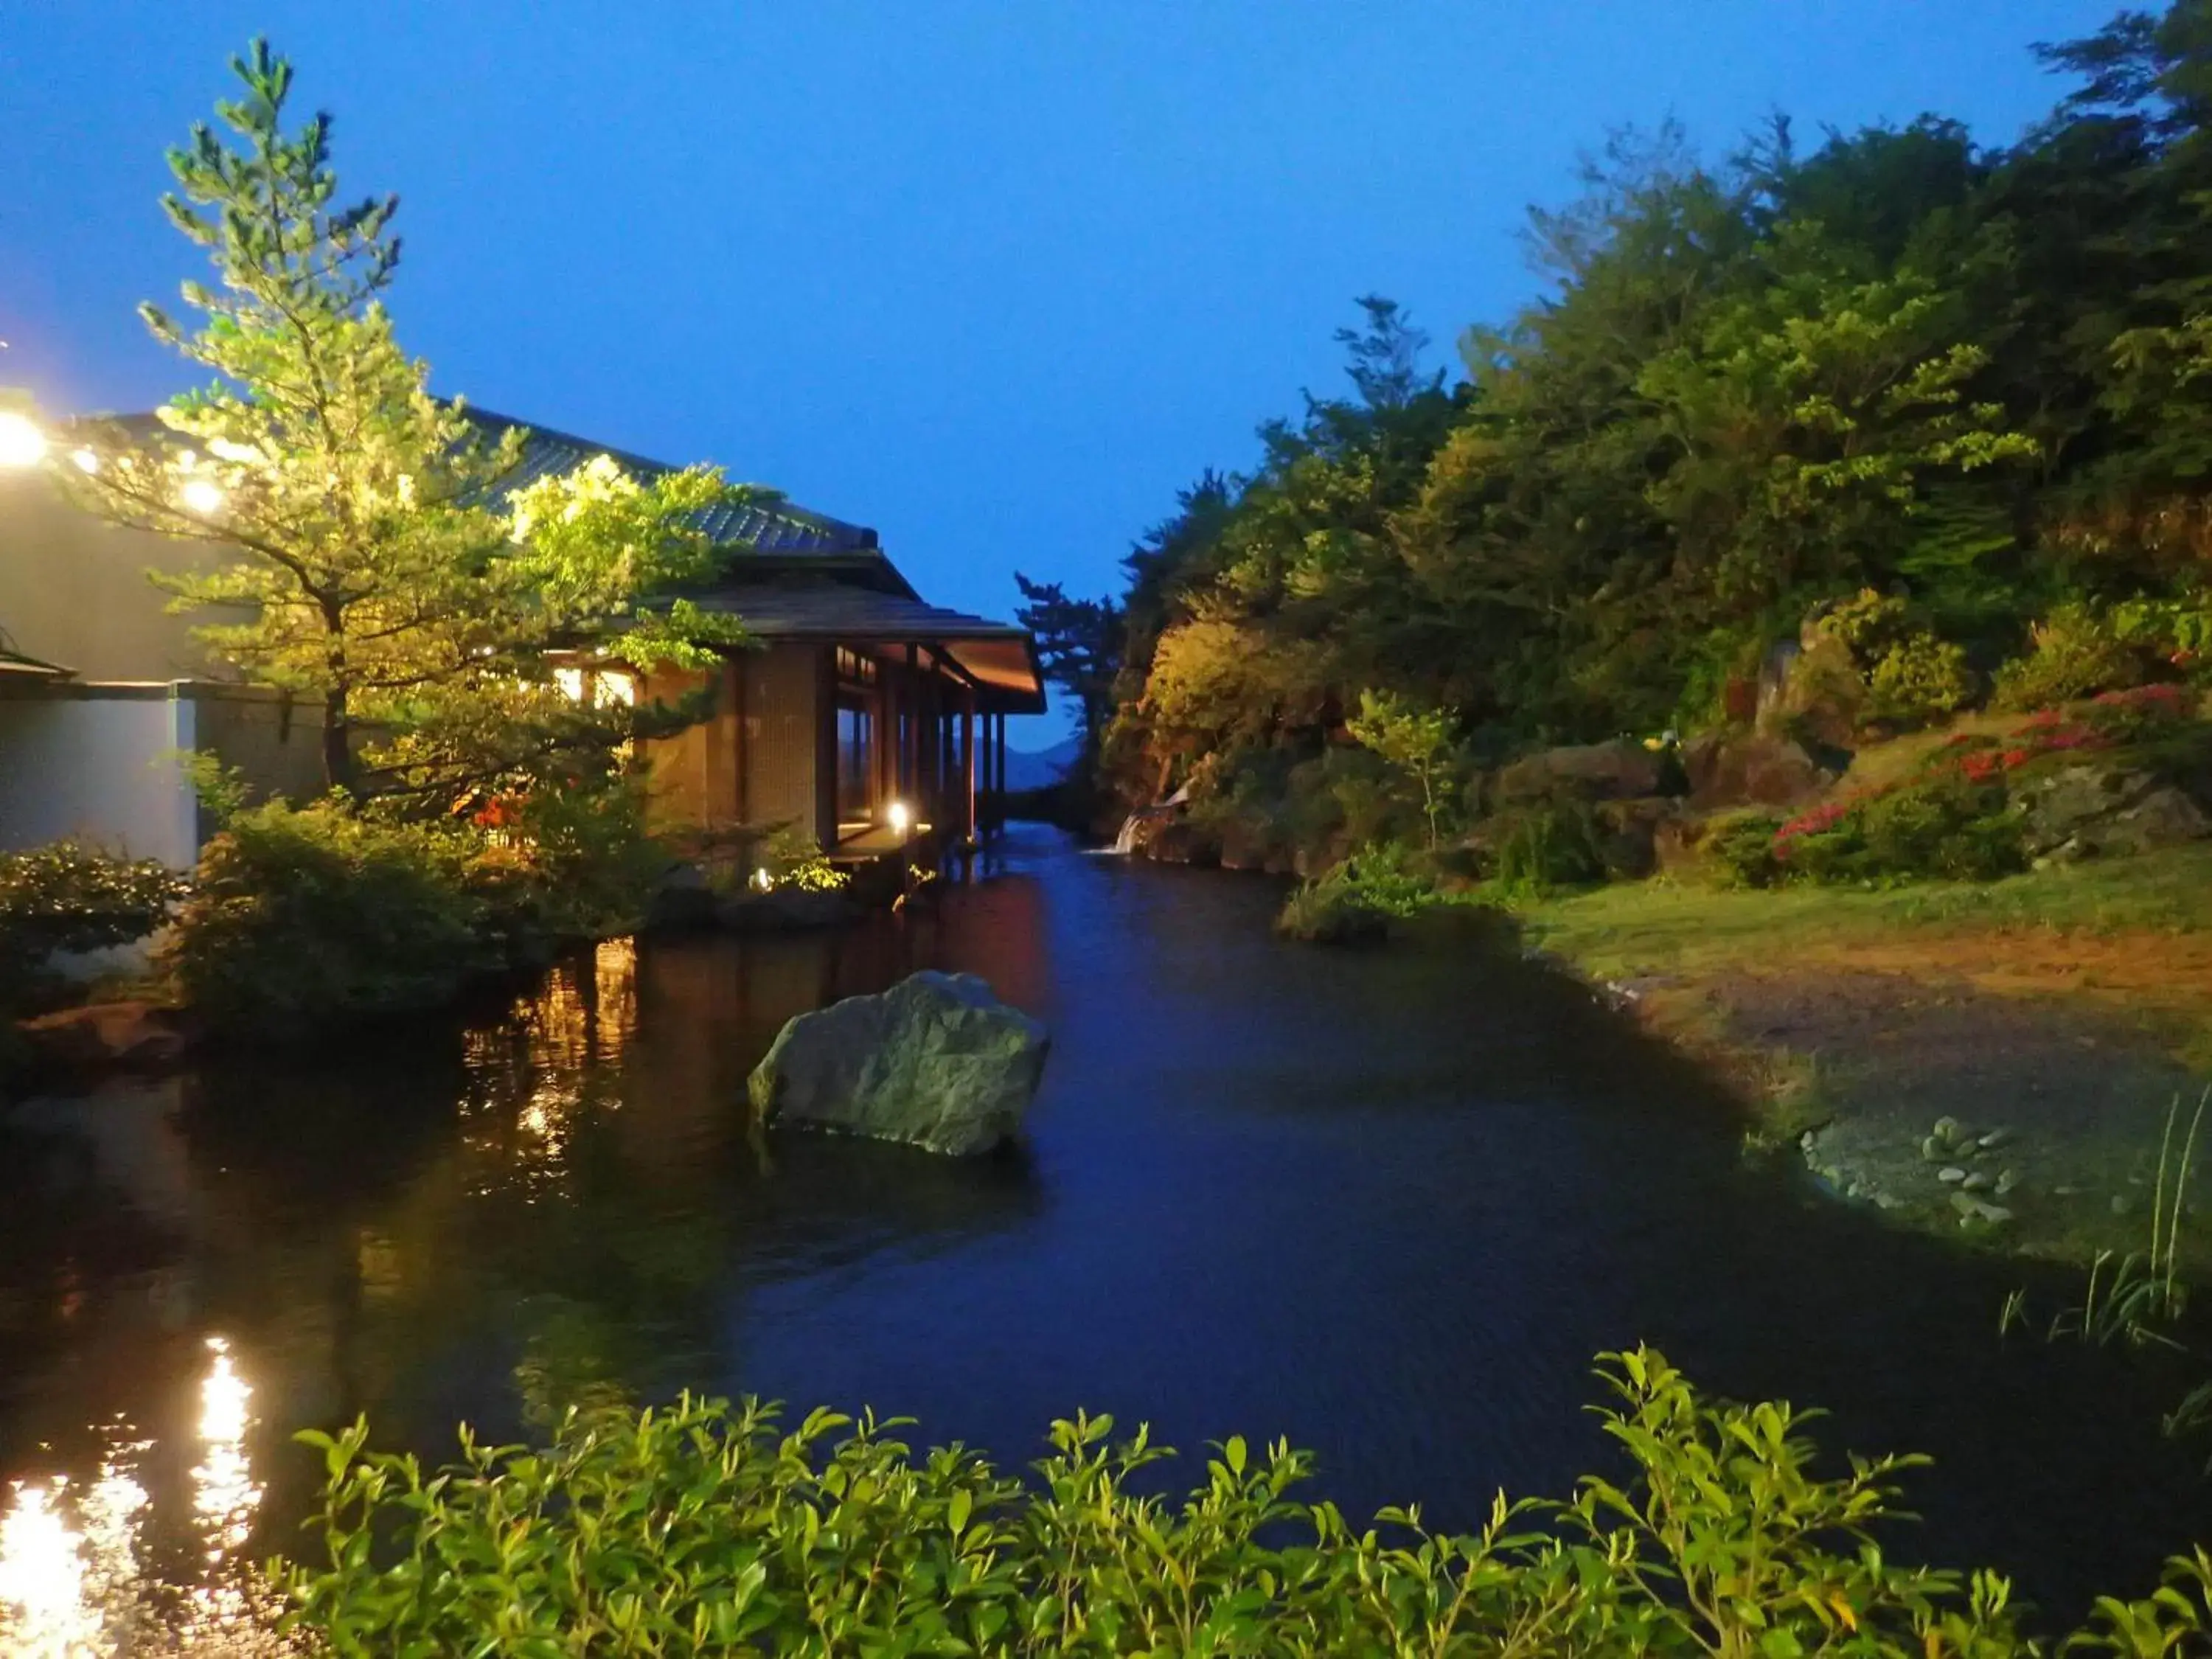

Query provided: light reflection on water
[0,1340,270,1656]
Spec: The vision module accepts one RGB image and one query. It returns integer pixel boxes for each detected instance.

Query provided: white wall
[0,692,198,867]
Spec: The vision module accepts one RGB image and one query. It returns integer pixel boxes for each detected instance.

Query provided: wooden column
[961,685,977,839]
[902,644,920,805]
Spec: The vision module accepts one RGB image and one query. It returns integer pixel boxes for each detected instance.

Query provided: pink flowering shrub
[2081,681,2196,743]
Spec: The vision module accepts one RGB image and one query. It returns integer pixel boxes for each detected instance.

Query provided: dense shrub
[1805,590,1978,732]
[277,1346,2211,1656]
[1490,796,1609,893]
[1775,770,2025,885]
[1703,810,1789,888]
[1274,844,1436,943]
[500,779,675,933]
[0,840,186,965]
[1865,631,1977,728]
[2078,681,2200,745]
[1992,602,2150,712]
[160,800,510,1032]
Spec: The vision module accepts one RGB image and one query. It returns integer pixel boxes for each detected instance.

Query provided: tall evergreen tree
[61,40,752,804]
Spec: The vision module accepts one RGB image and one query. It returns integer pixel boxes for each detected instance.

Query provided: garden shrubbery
[1273,844,1483,944]
[278,1346,2211,1655]
[0,840,187,1011]
[160,775,675,1035]
[160,801,512,1032]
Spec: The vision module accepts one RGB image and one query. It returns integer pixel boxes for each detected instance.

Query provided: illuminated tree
[59,39,754,804]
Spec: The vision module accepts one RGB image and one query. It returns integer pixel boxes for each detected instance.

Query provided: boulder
[1217,822,1270,872]
[748,970,1050,1155]
[15,1001,191,1076]
[2100,785,2210,855]
[1764,633,1864,748]
[1682,732,1829,812]
[1143,820,1219,866]
[1593,796,1680,880]
[1492,739,1663,806]
[2016,765,2206,858]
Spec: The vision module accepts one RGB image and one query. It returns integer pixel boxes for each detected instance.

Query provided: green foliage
[0,842,187,1009]
[1091,12,2212,860]
[759,824,851,894]
[56,41,755,809]
[1015,574,1124,754]
[1992,603,2151,712]
[1703,810,1790,889]
[159,799,510,1032]
[1273,844,1467,944]
[1866,632,1978,728]
[276,1345,2212,1655]
[1491,797,1610,894]
[1344,689,1460,849]
[1778,771,2025,886]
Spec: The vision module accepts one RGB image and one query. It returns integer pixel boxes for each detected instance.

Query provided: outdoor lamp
[0,411,47,469]
[888,800,912,838]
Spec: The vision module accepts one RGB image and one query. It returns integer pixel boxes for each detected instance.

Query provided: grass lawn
[1517,843,2212,1034]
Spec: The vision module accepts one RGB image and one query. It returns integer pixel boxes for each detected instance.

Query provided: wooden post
[961,685,977,840]
[903,643,920,806]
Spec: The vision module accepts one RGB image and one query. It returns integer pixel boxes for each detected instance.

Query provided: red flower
[2000,747,2033,769]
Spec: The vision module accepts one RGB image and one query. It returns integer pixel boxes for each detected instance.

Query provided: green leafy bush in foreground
[279,1347,2212,1656]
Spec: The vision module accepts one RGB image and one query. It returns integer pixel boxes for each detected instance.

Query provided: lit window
[554,667,586,702]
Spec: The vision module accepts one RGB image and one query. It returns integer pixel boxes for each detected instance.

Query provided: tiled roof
[88,407,882,555]
[460,409,880,553]
[689,580,1030,641]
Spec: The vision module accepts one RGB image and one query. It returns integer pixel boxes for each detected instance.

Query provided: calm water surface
[1,824,2207,1650]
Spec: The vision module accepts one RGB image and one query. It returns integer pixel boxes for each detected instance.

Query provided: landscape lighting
[0,411,47,469]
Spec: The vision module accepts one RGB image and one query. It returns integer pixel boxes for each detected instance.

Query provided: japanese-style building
[0,408,1043,866]
[484,414,1044,860]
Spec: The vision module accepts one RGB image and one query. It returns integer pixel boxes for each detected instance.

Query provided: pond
[1,824,2207,1651]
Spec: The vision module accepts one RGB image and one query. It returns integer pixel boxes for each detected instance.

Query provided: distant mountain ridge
[1003,736,1082,792]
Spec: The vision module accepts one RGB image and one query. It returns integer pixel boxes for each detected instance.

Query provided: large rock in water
[747,971,1049,1155]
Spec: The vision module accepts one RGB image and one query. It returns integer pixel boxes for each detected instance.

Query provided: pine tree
[61,40,751,801]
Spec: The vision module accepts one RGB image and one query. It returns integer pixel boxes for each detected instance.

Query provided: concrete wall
[0,472,241,680]
[0,689,198,866]
[0,683,330,867]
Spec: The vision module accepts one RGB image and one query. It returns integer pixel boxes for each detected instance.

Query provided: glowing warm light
[888,800,912,836]
[554,666,586,702]
[180,478,224,515]
[206,437,257,463]
[595,669,636,706]
[69,448,98,475]
[751,866,775,892]
[0,1479,94,1652]
[189,1337,262,1638]
[0,411,48,469]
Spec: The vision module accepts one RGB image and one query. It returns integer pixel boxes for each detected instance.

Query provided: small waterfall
[1107,782,1193,856]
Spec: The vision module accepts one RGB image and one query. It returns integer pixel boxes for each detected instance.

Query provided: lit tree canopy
[60,39,759,804]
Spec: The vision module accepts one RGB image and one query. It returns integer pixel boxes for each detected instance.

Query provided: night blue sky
[3,2,2117,740]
